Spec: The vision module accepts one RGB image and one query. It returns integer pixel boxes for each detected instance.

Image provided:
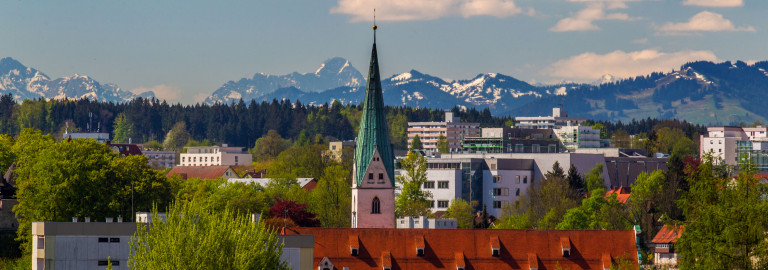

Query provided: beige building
[326,141,355,162]
[179,145,251,166]
[407,111,480,153]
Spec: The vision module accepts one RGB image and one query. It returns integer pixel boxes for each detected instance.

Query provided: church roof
[354,27,394,186]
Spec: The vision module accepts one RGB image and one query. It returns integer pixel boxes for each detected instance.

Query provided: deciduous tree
[310,165,351,227]
[436,134,449,153]
[443,199,474,229]
[395,151,432,217]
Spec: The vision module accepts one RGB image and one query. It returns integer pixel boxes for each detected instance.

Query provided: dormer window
[490,236,500,257]
[561,237,571,258]
[318,257,334,270]
[350,235,359,256]
[415,235,425,257]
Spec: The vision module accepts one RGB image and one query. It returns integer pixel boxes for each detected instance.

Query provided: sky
[2,0,766,104]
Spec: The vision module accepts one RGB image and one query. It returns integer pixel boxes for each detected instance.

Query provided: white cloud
[330,0,532,22]
[658,11,754,33]
[130,84,182,101]
[632,38,649,44]
[550,3,639,32]
[544,49,718,81]
[682,0,743,7]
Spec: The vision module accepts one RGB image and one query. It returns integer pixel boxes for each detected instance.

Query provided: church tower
[351,22,395,228]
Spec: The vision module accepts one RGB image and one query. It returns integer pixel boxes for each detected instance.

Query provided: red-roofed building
[108,143,143,156]
[283,227,639,270]
[605,187,631,204]
[166,165,238,180]
[652,225,683,267]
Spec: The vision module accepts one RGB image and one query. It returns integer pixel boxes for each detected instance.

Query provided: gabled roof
[166,166,236,180]
[108,143,143,156]
[605,187,631,204]
[652,225,684,244]
[283,227,639,269]
[354,27,394,186]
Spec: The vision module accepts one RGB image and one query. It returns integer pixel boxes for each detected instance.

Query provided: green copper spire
[354,24,394,186]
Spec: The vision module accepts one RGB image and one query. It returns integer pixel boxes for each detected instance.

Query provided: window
[429,200,435,208]
[437,200,449,208]
[423,181,435,189]
[516,175,520,184]
[523,176,527,184]
[493,201,502,208]
[98,237,108,243]
[493,188,509,196]
[235,156,239,162]
[438,181,449,189]
[516,188,520,196]
[332,145,337,150]
[372,197,381,214]
[532,144,540,153]
[110,238,120,243]
[379,173,384,180]
[369,173,374,180]
[515,144,524,153]
[493,175,502,183]
[37,236,44,249]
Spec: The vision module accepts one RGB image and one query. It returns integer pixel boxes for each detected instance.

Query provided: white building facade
[179,145,252,166]
[407,111,480,153]
[396,216,457,229]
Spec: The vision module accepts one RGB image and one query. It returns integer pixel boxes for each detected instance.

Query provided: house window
[429,200,435,208]
[437,200,449,208]
[523,176,527,184]
[516,175,520,184]
[516,188,520,196]
[493,201,502,208]
[332,145,337,150]
[379,173,384,179]
[515,144,524,153]
[369,173,374,179]
[493,188,509,196]
[372,197,381,214]
[110,238,120,243]
[493,175,502,183]
[98,237,108,243]
[438,181,449,189]
[424,181,435,189]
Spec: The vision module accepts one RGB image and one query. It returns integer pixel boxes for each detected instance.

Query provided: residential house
[652,225,683,268]
[229,178,318,191]
[166,166,239,180]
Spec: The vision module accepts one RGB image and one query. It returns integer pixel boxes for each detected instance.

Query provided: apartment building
[461,127,563,154]
[179,145,252,166]
[514,107,586,129]
[700,126,768,169]
[407,111,480,153]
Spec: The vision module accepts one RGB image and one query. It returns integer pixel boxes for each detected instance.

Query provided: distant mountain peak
[592,74,616,85]
[315,57,351,75]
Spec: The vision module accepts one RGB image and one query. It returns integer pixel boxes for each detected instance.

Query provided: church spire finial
[373,9,377,43]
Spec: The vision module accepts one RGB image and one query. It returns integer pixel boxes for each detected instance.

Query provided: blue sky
[2,0,766,104]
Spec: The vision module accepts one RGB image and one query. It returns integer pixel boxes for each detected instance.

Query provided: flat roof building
[408,111,480,154]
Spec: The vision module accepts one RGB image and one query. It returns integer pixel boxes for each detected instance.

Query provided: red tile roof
[651,225,683,244]
[166,166,236,180]
[283,227,639,269]
[606,187,631,204]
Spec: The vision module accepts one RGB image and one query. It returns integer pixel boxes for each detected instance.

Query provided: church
[351,22,396,229]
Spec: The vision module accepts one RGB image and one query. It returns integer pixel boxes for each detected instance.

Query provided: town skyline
[2,0,766,104]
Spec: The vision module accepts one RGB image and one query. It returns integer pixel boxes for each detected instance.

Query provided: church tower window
[372,197,381,214]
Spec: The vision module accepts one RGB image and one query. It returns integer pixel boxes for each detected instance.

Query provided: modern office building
[407,111,480,153]
[32,221,136,270]
[461,127,563,154]
[554,125,604,150]
[142,150,177,169]
[395,216,457,229]
[700,126,768,169]
[179,145,252,167]
[514,107,587,129]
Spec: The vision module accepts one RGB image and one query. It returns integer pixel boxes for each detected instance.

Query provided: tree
[162,121,190,151]
[252,130,290,161]
[269,199,320,227]
[676,154,768,269]
[545,161,566,179]
[14,138,175,255]
[0,134,15,172]
[310,165,351,227]
[556,189,631,230]
[175,178,268,215]
[112,113,136,144]
[410,135,423,150]
[566,164,586,195]
[585,163,605,192]
[506,172,581,229]
[443,199,474,229]
[268,144,332,180]
[129,202,288,270]
[436,134,449,153]
[627,170,665,243]
[395,151,432,217]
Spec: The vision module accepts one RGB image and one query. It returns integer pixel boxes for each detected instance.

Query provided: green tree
[507,172,581,229]
[141,140,163,150]
[545,161,566,179]
[410,135,423,150]
[566,164,585,195]
[252,130,291,161]
[443,199,474,229]
[436,134,449,153]
[0,134,15,171]
[309,165,351,227]
[676,154,768,269]
[556,189,631,230]
[585,163,605,192]
[268,144,332,180]
[129,202,288,270]
[395,151,432,217]
[112,113,135,144]
[14,138,175,255]
[387,112,408,149]
[627,170,665,243]
[162,121,191,151]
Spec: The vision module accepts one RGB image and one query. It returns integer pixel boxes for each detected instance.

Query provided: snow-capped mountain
[204,57,364,104]
[0,57,153,102]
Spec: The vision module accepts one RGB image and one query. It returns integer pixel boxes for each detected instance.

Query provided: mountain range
[3,56,768,125]
[0,57,153,102]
